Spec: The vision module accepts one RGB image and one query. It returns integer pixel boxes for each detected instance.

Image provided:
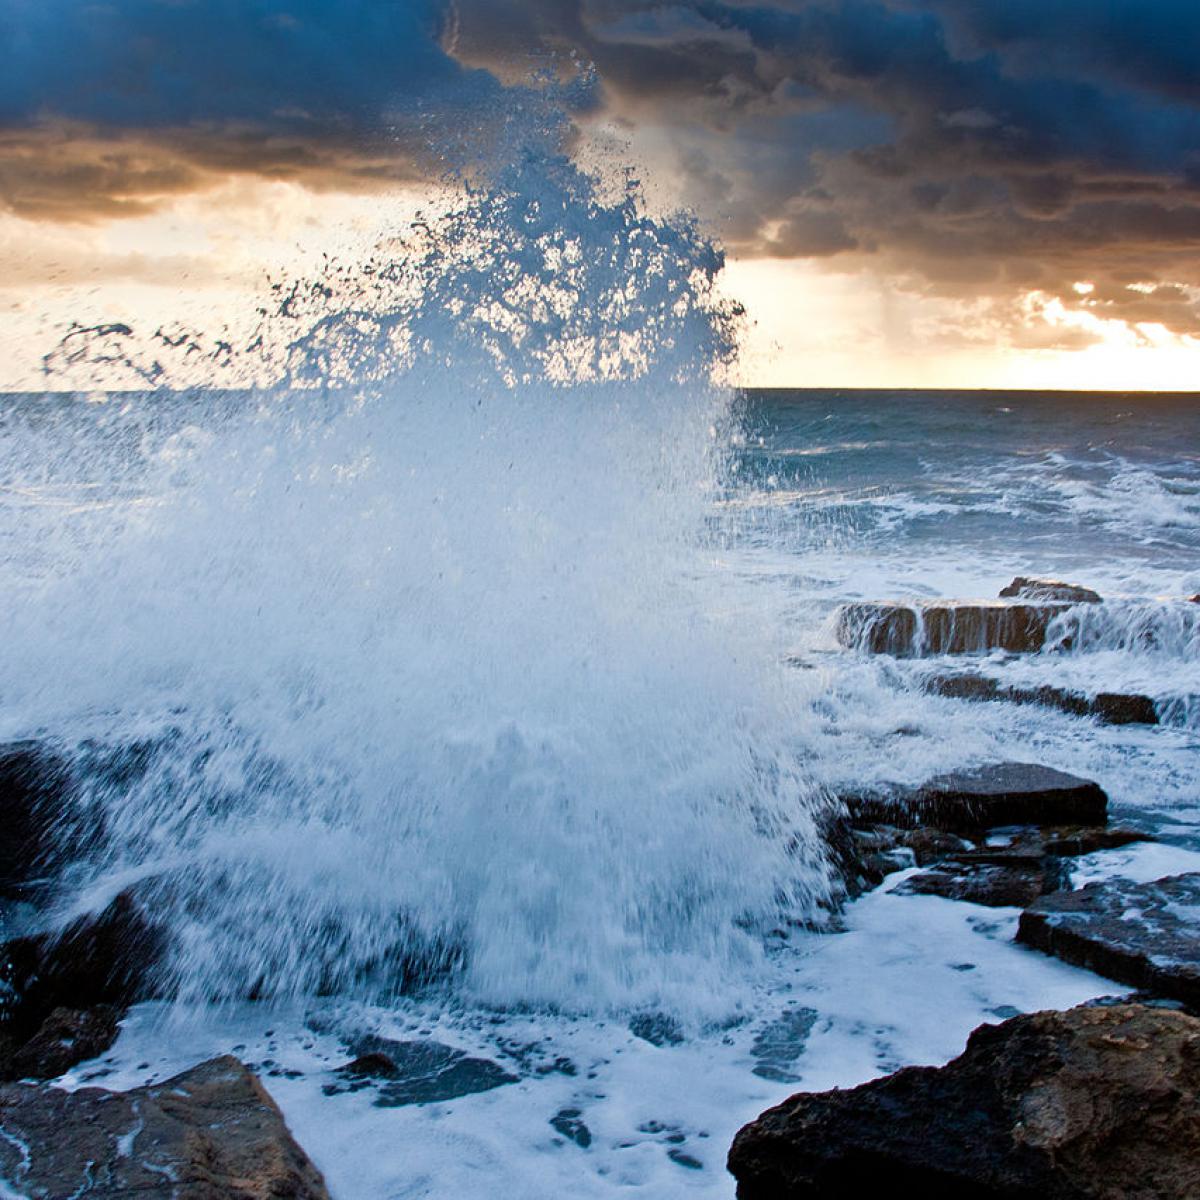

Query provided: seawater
[3,153,1199,1195]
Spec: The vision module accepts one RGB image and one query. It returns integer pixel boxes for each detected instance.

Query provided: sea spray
[0,137,832,1017]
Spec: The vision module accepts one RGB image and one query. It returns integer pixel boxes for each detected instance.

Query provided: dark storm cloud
[4,1,1200,343]
[0,0,511,219]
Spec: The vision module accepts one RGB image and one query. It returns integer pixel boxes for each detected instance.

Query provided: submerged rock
[999,576,1103,603]
[728,1002,1200,1199]
[845,762,1108,834]
[328,1035,517,1107]
[0,1054,329,1198]
[750,1008,819,1083]
[1018,873,1200,1007]
[835,601,1070,655]
[922,673,1159,725]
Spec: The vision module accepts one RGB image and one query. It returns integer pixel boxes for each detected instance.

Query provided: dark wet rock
[999,577,1103,603]
[1036,825,1149,857]
[824,812,975,898]
[3,1005,122,1081]
[892,824,1147,908]
[339,1051,402,1079]
[0,742,72,900]
[728,1002,1200,1200]
[751,1008,818,1083]
[669,1148,704,1170]
[1,889,165,1056]
[630,1012,685,1046]
[551,1106,592,1148]
[327,1036,516,1106]
[836,601,1070,656]
[896,861,1065,908]
[923,673,1158,725]
[1018,873,1200,1006]
[845,763,1107,834]
[0,1054,329,1199]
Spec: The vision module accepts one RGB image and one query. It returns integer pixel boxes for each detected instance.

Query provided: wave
[0,129,831,1017]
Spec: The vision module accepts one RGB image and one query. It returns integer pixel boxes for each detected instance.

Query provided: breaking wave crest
[2,129,830,1015]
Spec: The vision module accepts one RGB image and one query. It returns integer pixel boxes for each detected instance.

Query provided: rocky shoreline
[2,577,1199,1196]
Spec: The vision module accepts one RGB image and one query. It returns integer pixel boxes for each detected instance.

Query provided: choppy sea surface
[3,385,1198,1198]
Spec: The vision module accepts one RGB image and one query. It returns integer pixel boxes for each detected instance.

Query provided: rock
[845,763,1107,834]
[1037,825,1149,857]
[0,1054,329,1198]
[896,861,1064,908]
[751,1008,819,1082]
[835,601,1070,656]
[0,741,72,900]
[4,1005,122,1081]
[340,1050,403,1079]
[923,673,1159,725]
[550,1106,593,1148]
[953,825,1146,867]
[630,1012,685,1046]
[1,889,164,1065]
[999,577,1103,603]
[893,824,1148,908]
[1018,874,1200,1007]
[728,1002,1200,1199]
[326,1036,517,1106]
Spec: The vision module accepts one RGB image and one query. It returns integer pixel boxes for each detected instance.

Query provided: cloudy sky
[3,0,1200,388]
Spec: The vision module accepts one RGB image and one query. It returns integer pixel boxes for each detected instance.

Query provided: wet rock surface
[999,577,1103,603]
[0,741,72,900]
[1,890,164,1068]
[1018,873,1200,1007]
[844,762,1108,834]
[896,861,1064,908]
[728,1002,1200,1200]
[0,1054,330,1199]
[750,1008,819,1083]
[892,826,1149,909]
[2,1004,122,1082]
[327,1035,517,1106]
[922,672,1159,724]
[836,600,1071,655]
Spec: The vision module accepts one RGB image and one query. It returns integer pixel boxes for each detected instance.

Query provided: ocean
[2,382,1198,1197]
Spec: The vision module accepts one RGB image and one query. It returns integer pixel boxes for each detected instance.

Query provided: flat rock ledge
[844,762,1108,835]
[0,1055,329,1199]
[1018,873,1200,1008]
[922,672,1159,725]
[728,1002,1200,1200]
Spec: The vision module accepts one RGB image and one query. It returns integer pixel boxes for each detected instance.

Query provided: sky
[3,0,1200,390]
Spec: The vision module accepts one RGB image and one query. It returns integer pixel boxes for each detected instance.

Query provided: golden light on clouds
[3,177,1199,393]
[726,258,1200,391]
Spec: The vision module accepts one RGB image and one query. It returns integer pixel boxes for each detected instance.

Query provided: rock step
[728,1002,1200,1199]
[835,600,1071,655]
[999,576,1102,603]
[880,826,1146,908]
[0,1056,330,1198]
[843,762,1107,835]
[922,672,1159,724]
[1017,873,1200,1008]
